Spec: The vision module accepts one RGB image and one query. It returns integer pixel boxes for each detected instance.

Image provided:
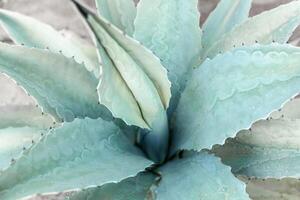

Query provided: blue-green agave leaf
[155,151,249,200]
[0,42,111,122]
[0,9,99,76]
[271,97,300,120]
[95,0,136,36]
[0,104,54,170]
[172,44,300,153]
[202,0,251,51]
[134,0,202,114]
[67,172,156,200]
[0,127,45,171]
[204,0,300,58]
[242,177,300,200]
[0,104,53,129]
[0,118,152,200]
[81,8,171,129]
[213,118,300,179]
[59,29,99,69]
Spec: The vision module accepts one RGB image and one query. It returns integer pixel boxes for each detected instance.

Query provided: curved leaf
[0,118,152,200]
[0,9,99,76]
[68,172,156,200]
[213,118,300,179]
[271,97,300,120]
[202,0,251,51]
[155,151,249,200]
[172,44,300,153]
[0,104,53,129]
[72,0,170,163]
[204,0,300,58]
[95,0,136,36]
[0,127,44,171]
[74,4,171,129]
[0,104,54,171]
[59,29,99,68]
[0,42,112,122]
[242,176,300,200]
[134,0,202,114]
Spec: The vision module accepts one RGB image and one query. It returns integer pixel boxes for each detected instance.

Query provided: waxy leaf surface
[0,118,152,200]
[173,44,300,153]
[156,152,249,200]
[68,172,156,200]
[134,0,202,114]
[0,9,99,76]
[96,0,136,36]
[0,43,111,122]
[205,1,300,58]
[202,0,251,51]
[214,119,300,179]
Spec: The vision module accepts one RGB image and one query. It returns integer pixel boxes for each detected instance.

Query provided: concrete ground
[0,0,300,199]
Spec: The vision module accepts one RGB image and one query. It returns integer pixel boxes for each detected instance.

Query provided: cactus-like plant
[1,0,300,199]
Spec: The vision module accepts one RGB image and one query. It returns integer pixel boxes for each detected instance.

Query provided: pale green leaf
[0,9,99,76]
[71,0,170,163]
[0,42,111,122]
[96,0,136,36]
[59,29,99,69]
[204,1,300,58]
[155,151,249,200]
[82,7,171,129]
[172,44,300,153]
[0,118,152,200]
[67,172,156,200]
[270,97,300,120]
[241,176,300,200]
[0,127,44,171]
[0,104,54,171]
[134,0,202,114]
[0,104,53,129]
[202,0,251,50]
[213,118,300,179]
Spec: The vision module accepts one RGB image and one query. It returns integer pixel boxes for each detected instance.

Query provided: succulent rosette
[1,0,300,199]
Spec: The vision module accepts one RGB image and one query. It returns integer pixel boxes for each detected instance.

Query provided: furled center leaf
[72,1,171,163]
[78,4,171,129]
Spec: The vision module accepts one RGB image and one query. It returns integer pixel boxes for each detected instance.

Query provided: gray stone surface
[0,0,299,199]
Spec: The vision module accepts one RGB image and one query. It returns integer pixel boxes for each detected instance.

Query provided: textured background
[0,0,300,199]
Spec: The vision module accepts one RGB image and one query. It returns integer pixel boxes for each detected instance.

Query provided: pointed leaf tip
[70,0,94,18]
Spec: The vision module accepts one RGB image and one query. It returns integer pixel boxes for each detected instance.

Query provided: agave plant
[2,0,300,199]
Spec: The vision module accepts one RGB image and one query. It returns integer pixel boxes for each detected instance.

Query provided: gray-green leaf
[0,9,99,76]
[270,97,300,120]
[213,118,300,179]
[0,126,45,170]
[0,118,152,200]
[67,172,156,200]
[96,0,136,36]
[0,42,111,122]
[0,104,54,170]
[172,44,300,153]
[0,104,53,129]
[134,0,202,114]
[84,10,171,129]
[155,151,249,200]
[204,0,300,58]
[202,0,251,51]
